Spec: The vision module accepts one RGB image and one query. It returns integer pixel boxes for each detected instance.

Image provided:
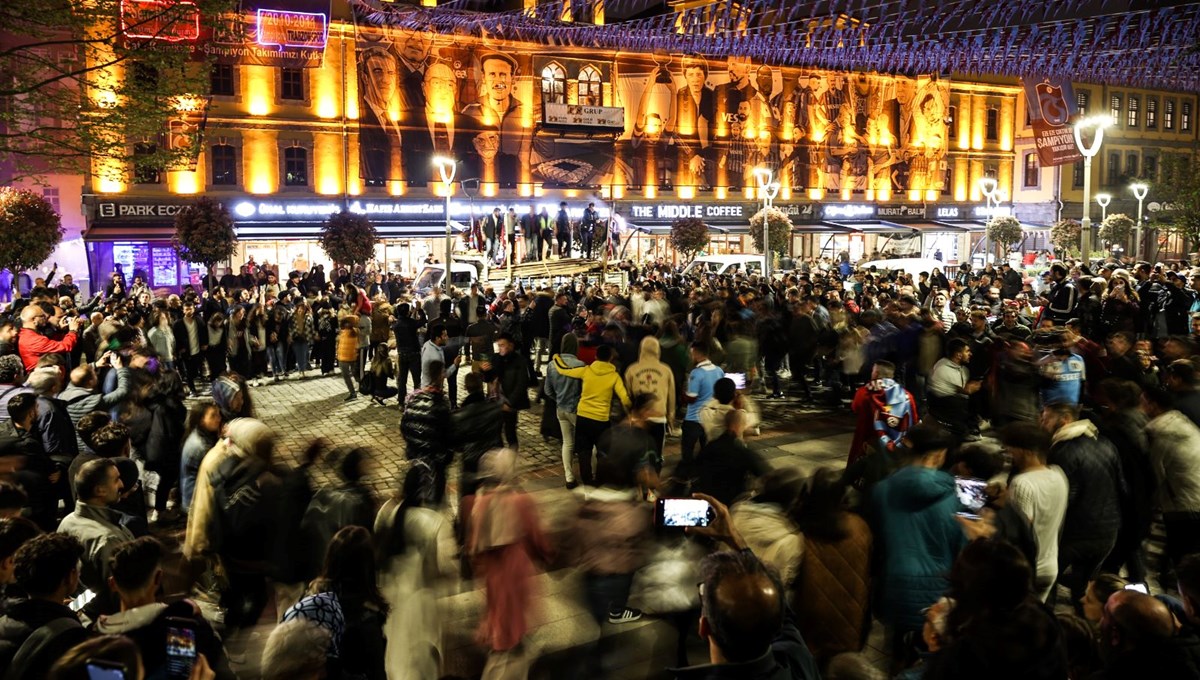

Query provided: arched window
[541,63,566,105]
[578,65,602,106]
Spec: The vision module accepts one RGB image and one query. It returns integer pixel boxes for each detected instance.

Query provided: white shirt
[1008,465,1069,601]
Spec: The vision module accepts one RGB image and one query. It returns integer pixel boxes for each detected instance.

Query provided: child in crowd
[337,315,360,401]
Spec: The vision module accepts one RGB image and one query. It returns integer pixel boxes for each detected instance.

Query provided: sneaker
[565,480,579,490]
[608,607,643,624]
[344,393,357,402]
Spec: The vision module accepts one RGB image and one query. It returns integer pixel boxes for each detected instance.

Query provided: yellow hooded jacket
[557,359,632,422]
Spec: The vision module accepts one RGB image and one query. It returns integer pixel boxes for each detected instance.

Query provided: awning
[83,225,177,241]
[792,223,855,234]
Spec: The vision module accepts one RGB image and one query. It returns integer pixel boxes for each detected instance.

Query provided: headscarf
[281,591,345,658]
[225,417,274,463]
[211,376,242,421]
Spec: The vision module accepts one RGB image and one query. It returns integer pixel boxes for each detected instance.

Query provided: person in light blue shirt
[682,341,724,464]
[1038,347,1086,406]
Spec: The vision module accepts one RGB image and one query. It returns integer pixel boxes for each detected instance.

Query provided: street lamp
[1095,193,1111,222]
[978,177,999,264]
[1131,182,1149,260]
[432,155,457,293]
[1073,114,1113,257]
[753,167,778,278]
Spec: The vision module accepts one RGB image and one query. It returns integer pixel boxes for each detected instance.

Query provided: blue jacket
[544,353,585,413]
[871,465,967,631]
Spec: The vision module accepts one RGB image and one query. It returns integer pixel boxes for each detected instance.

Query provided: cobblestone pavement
[223,365,855,497]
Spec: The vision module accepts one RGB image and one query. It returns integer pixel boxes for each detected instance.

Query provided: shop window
[578,65,602,106]
[210,64,235,97]
[1126,153,1138,178]
[1146,97,1157,129]
[1023,152,1039,188]
[1144,156,1157,181]
[1127,95,1139,128]
[133,142,160,184]
[281,67,305,101]
[541,62,566,105]
[283,146,308,186]
[1184,101,1193,132]
[985,108,998,141]
[1110,94,1121,126]
[210,144,237,186]
[1165,99,1175,130]
[1076,90,1090,115]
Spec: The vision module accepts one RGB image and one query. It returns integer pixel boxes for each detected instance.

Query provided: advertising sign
[543,103,626,130]
[151,247,180,287]
[1023,77,1082,167]
[121,0,201,42]
[201,0,330,68]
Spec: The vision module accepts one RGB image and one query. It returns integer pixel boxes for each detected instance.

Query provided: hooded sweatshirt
[557,360,631,422]
[624,336,676,424]
[183,418,273,560]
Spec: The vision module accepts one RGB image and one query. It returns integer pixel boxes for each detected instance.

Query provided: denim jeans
[585,572,634,623]
[292,340,311,372]
[557,409,577,483]
[267,344,287,376]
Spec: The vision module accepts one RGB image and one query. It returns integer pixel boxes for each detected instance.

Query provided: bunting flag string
[346,0,1200,91]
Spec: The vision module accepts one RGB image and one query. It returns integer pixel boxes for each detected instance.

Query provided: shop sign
[96,201,188,219]
[974,205,1013,218]
[824,203,926,220]
[543,103,625,130]
[121,0,201,43]
[627,203,746,222]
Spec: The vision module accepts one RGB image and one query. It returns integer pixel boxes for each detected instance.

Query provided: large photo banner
[352,21,950,196]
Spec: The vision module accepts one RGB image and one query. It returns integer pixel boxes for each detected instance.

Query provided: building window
[985,108,999,141]
[541,62,566,105]
[210,64,235,97]
[1106,152,1120,185]
[131,62,159,90]
[1165,99,1176,130]
[947,105,956,129]
[944,165,952,193]
[1077,90,1090,115]
[577,65,602,106]
[210,144,237,186]
[1146,97,1157,129]
[1126,153,1138,178]
[1127,95,1139,128]
[1072,161,1083,188]
[1023,153,1039,187]
[1184,101,1193,132]
[1111,94,1121,126]
[42,188,60,214]
[984,163,998,180]
[1144,155,1158,181]
[133,142,160,184]
[280,68,305,101]
[283,146,307,186]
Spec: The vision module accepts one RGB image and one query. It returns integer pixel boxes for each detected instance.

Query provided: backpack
[209,454,273,559]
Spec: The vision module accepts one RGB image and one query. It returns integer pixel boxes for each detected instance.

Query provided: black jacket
[391,316,422,355]
[692,433,770,506]
[0,598,88,680]
[670,599,820,680]
[452,392,502,481]
[481,352,531,410]
[1048,425,1125,545]
[401,389,452,462]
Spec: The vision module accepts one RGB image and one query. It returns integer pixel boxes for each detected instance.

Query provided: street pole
[978,177,998,264]
[1073,115,1111,260]
[753,167,774,279]
[433,156,457,293]
[1096,193,1111,223]
[1131,183,1148,261]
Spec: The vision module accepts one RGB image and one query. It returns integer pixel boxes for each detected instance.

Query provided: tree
[0,0,235,181]
[986,216,1023,260]
[1156,154,1200,252]
[1098,214,1136,247]
[0,188,64,296]
[1049,219,1082,254]
[669,217,709,261]
[173,197,235,292]
[320,211,379,268]
[749,207,793,256]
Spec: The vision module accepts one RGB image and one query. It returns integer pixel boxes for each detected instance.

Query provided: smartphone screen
[166,621,197,679]
[1124,583,1149,594]
[657,498,714,528]
[87,661,126,680]
[954,477,988,516]
[69,589,96,612]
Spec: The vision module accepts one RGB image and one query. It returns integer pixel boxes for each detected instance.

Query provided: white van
[413,263,478,294]
[682,254,767,277]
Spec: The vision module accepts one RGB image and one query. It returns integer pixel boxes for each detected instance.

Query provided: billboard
[200,0,330,68]
[1023,77,1082,167]
[353,22,951,199]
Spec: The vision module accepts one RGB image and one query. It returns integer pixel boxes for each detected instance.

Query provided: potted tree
[0,188,64,298]
[173,197,236,294]
[669,217,710,263]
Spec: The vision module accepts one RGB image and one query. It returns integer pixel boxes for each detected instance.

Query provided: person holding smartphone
[671,493,822,680]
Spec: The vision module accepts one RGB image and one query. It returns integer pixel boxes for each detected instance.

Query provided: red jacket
[18,327,77,372]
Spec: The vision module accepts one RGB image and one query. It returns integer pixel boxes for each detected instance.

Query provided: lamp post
[1073,115,1112,257]
[753,166,778,278]
[1131,182,1148,261]
[432,156,457,293]
[1095,193,1111,222]
[978,177,999,264]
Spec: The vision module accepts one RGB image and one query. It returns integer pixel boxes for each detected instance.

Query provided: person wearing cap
[461,51,528,186]
[868,423,967,654]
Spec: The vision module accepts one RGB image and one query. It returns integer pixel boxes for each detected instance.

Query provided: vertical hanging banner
[1023,76,1082,167]
[202,0,330,68]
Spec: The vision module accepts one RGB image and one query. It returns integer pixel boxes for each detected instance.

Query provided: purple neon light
[256,8,329,49]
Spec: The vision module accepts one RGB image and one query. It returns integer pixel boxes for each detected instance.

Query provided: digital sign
[121,0,201,42]
[255,9,328,50]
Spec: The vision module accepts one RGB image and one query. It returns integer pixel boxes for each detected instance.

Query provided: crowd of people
[1,251,1200,679]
